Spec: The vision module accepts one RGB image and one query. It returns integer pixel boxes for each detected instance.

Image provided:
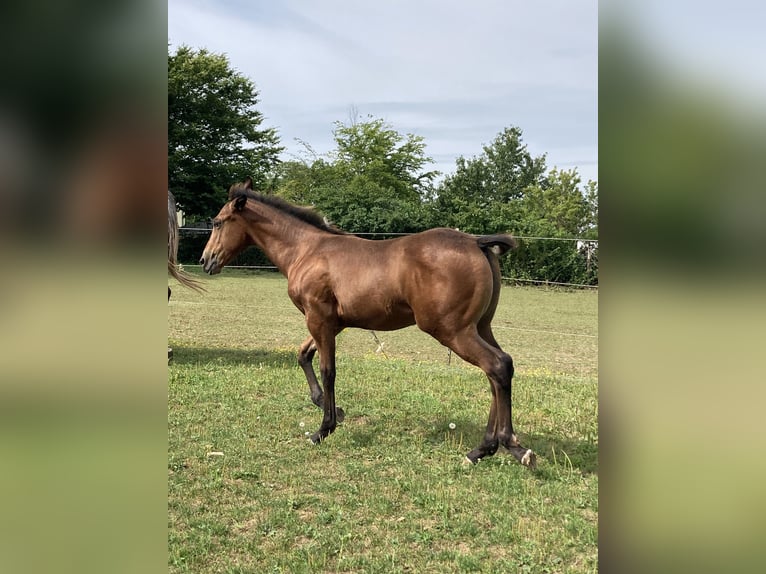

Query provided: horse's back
[323,228,498,290]
[398,228,495,275]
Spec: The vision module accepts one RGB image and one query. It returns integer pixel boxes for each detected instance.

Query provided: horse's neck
[245,213,319,277]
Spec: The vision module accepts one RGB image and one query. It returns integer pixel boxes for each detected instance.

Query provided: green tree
[332,116,438,201]
[432,127,547,232]
[520,168,596,237]
[431,126,598,284]
[168,45,282,219]
[510,170,599,284]
[277,115,438,233]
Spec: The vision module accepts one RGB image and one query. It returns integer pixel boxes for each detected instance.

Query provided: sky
[168,0,598,185]
[623,0,766,106]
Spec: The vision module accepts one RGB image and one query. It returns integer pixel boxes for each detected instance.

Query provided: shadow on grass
[329,410,479,451]
[423,415,486,445]
[419,414,597,475]
[419,416,598,476]
[526,432,598,475]
[169,345,298,370]
[346,420,597,477]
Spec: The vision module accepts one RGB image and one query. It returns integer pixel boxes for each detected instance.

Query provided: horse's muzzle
[199,252,222,275]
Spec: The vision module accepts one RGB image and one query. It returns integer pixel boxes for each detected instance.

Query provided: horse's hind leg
[477,322,535,466]
[464,384,500,464]
[298,336,344,422]
[477,320,500,350]
[298,336,322,407]
[447,328,536,468]
[491,351,536,468]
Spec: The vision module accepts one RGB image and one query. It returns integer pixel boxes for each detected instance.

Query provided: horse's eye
[212,220,222,229]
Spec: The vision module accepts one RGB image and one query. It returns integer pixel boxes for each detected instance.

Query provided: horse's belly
[337,298,415,331]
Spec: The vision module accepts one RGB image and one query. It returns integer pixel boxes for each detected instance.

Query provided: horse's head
[199,179,254,275]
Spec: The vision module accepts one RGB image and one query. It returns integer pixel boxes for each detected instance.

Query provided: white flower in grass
[304,431,310,437]
[299,421,305,428]
[449,422,456,430]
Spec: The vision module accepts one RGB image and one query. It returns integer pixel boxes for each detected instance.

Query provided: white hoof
[521,449,536,468]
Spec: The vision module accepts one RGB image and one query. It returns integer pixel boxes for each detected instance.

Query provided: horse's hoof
[464,449,483,465]
[335,407,345,423]
[462,456,476,466]
[521,449,537,469]
[309,432,322,445]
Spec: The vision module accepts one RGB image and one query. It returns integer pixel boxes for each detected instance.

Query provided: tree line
[170,46,598,285]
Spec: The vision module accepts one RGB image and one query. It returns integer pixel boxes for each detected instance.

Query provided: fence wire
[179,227,598,289]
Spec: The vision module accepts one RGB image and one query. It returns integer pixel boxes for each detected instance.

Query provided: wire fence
[178,227,599,289]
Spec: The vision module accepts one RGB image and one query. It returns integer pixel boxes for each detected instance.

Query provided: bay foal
[200,180,535,468]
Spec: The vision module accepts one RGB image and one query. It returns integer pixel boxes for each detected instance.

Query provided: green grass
[169,270,598,573]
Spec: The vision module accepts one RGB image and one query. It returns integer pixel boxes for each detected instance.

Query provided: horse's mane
[228,185,347,235]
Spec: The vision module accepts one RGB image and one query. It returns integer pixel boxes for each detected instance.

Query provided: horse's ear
[233,194,248,212]
[243,177,253,190]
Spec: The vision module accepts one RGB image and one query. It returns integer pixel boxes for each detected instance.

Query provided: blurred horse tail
[168,190,204,298]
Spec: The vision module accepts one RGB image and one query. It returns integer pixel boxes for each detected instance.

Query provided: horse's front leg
[305,322,340,445]
[298,335,345,423]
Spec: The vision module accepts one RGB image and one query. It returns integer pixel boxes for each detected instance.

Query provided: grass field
[168,270,598,573]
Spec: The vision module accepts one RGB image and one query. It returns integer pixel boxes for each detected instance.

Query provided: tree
[168,45,282,219]
[510,169,599,284]
[277,115,438,233]
[520,168,596,237]
[431,126,598,284]
[332,116,439,202]
[433,127,547,232]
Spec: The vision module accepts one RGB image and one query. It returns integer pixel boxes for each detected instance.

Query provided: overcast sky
[168,0,598,185]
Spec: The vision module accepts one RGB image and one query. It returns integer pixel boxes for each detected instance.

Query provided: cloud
[169,0,598,183]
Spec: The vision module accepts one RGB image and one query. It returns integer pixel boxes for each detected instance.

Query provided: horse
[199,179,536,468]
[168,189,204,299]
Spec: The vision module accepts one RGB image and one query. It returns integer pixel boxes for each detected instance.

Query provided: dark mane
[229,186,347,235]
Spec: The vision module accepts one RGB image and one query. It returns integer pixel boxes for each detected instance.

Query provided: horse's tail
[169,190,205,293]
[168,259,205,292]
[475,234,516,327]
[477,234,517,256]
